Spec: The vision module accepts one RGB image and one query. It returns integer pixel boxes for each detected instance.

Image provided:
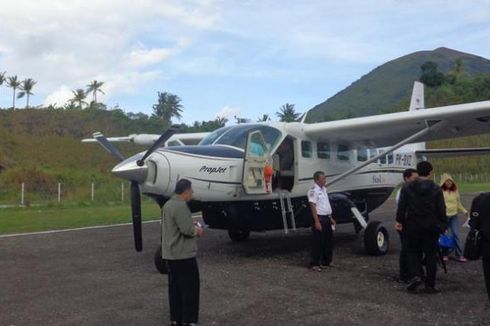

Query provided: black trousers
[482,241,490,300]
[310,217,333,266]
[398,231,411,281]
[405,227,439,288]
[167,258,200,324]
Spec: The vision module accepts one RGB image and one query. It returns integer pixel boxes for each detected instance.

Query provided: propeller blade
[130,181,143,252]
[93,132,125,161]
[137,127,179,166]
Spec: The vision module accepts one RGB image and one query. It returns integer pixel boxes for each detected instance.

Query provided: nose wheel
[154,245,168,274]
[228,229,250,242]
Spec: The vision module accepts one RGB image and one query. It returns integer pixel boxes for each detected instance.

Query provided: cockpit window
[199,126,233,145]
[200,124,281,150]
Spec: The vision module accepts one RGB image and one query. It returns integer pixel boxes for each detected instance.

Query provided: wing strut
[326,120,441,187]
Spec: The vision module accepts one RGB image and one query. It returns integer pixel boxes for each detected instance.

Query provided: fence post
[21,182,25,206]
[91,182,95,201]
[121,183,124,202]
[58,182,61,203]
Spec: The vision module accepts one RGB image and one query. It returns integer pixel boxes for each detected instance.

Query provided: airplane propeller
[137,127,179,166]
[92,127,180,252]
[131,181,143,252]
[131,126,178,251]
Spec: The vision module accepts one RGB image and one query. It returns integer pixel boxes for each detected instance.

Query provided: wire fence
[1,173,490,208]
[0,181,151,207]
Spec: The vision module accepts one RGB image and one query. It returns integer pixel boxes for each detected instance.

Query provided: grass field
[0,201,162,235]
[1,183,489,236]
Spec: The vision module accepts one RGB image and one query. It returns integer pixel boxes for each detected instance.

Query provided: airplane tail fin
[408,81,426,153]
[409,81,425,111]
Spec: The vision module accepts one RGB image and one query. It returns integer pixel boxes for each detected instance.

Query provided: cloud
[0,0,217,107]
[43,85,73,107]
[215,106,241,119]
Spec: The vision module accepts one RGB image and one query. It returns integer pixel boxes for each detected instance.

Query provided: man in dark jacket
[395,161,447,293]
[162,179,204,326]
[469,192,490,300]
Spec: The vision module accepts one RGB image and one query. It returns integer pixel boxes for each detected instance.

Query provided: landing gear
[364,221,389,256]
[154,245,168,274]
[228,229,250,242]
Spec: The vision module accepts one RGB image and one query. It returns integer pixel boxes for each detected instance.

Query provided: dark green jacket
[162,195,197,260]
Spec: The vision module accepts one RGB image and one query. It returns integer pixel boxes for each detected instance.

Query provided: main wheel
[364,221,389,256]
[154,245,168,274]
[228,229,250,242]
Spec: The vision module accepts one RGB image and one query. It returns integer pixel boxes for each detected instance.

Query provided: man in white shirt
[308,171,336,271]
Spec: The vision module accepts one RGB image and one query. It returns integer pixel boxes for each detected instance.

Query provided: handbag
[464,228,482,260]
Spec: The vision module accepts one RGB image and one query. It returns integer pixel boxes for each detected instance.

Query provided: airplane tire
[364,221,389,256]
[154,245,168,274]
[228,229,250,242]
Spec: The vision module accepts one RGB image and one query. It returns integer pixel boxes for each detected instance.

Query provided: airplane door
[242,130,272,194]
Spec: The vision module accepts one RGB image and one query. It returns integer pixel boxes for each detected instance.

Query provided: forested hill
[306,47,490,122]
[0,108,170,194]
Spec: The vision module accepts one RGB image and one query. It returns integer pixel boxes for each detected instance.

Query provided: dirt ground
[1,195,489,326]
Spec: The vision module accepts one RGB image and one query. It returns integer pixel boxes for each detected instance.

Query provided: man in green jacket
[162,179,204,326]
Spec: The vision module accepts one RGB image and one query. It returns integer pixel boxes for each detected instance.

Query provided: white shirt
[307,183,332,216]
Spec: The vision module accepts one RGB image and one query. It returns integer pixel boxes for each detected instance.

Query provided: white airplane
[84,82,490,273]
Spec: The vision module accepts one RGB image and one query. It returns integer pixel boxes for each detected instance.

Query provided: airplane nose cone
[112,156,148,183]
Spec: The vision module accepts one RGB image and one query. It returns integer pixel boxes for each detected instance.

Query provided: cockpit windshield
[199,126,233,145]
[199,124,282,150]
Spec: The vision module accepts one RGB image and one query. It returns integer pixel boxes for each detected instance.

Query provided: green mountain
[306,47,490,122]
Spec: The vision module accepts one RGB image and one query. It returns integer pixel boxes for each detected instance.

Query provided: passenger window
[379,149,386,164]
[337,145,350,161]
[387,153,394,164]
[369,148,377,158]
[301,141,312,158]
[357,148,368,162]
[317,142,330,159]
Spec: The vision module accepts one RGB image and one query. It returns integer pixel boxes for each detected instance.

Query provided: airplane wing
[82,132,210,147]
[303,100,490,147]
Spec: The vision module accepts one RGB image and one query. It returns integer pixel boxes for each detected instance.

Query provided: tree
[276,103,300,122]
[70,89,88,109]
[152,92,183,124]
[86,80,105,104]
[17,78,37,108]
[0,71,5,88]
[7,75,21,109]
[257,114,270,122]
[419,61,445,87]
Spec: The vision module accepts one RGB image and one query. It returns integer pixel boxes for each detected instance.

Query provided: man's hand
[314,221,322,231]
[195,227,204,237]
[330,217,336,226]
[395,222,403,232]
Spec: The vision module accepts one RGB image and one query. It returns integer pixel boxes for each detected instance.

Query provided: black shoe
[406,277,423,292]
[423,286,440,294]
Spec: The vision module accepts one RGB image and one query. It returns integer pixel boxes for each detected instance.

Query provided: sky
[0,0,489,125]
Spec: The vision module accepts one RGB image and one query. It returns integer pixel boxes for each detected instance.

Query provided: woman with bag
[440,173,469,262]
[469,192,490,301]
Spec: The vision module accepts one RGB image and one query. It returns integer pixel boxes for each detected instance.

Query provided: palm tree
[86,80,105,103]
[70,89,88,109]
[257,114,270,122]
[0,71,5,88]
[7,75,21,109]
[0,72,5,108]
[17,78,37,108]
[276,103,300,122]
[152,91,183,124]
